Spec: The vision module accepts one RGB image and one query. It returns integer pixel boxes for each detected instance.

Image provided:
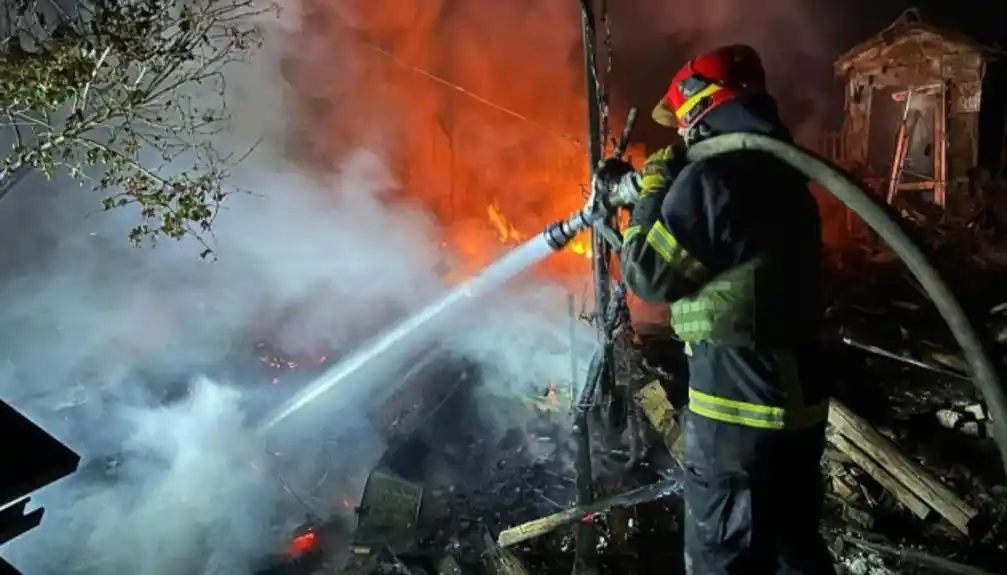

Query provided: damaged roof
[834,8,996,79]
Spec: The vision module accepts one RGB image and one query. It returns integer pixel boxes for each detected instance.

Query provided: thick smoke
[1,0,869,570]
[287,0,864,320]
[298,0,858,214]
[0,2,595,573]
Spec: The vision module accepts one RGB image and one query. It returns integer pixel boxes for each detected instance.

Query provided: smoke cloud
[286,0,865,301]
[294,0,860,221]
[1,0,868,571]
[0,2,594,573]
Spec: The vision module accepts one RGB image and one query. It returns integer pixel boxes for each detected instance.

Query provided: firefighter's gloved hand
[627,145,686,229]
[639,144,687,198]
[596,157,634,183]
[609,171,642,207]
[595,157,640,211]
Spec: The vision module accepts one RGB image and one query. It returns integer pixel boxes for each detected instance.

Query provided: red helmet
[652,44,767,130]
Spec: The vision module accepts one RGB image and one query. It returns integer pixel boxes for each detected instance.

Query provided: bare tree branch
[0,0,272,253]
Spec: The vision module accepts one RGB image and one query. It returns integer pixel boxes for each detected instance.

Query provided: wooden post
[933,77,949,206]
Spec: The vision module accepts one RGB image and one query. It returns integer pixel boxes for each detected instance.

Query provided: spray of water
[259,234,556,432]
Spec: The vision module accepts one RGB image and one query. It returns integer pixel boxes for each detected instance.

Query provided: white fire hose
[547,132,1007,478]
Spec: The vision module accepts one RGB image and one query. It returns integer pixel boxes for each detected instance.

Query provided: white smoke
[0,3,593,573]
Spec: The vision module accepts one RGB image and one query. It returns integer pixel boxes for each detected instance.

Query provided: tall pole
[579,0,618,417]
[574,1,605,572]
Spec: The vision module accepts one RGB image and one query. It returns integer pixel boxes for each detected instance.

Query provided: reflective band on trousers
[688,388,828,430]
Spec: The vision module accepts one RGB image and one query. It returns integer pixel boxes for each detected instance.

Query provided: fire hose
[543,131,1007,478]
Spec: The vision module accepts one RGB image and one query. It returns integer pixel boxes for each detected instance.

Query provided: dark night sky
[785,0,1007,61]
[831,0,1006,45]
[606,0,1007,164]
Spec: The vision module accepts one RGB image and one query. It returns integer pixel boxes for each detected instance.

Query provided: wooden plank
[636,380,683,459]
[828,399,977,534]
[828,432,932,520]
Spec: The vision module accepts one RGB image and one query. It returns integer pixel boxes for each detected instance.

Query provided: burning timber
[253,205,1007,572]
[251,232,1007,573]
[254,274,1007,574]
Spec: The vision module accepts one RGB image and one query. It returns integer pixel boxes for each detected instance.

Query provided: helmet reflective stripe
[675,83,722,122]
[654,44,766,130]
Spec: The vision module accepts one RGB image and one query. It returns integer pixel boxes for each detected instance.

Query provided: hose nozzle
[543,208,597,251]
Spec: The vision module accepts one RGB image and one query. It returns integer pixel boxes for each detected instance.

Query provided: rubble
[254,244,1007,575]
[829,399,978,533]
[255,229,1007,574]
[249,10,1007,573]
[837,536,1001,575]
[828,430,933,521]
[496,475,681,549]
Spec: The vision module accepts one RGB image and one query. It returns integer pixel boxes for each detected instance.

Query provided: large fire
[284,0,614,280]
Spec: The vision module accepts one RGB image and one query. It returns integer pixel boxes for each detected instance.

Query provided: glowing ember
[288,531,319,558]
[536,381,568,412]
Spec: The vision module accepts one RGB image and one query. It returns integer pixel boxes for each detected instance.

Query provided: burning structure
[207,6,1007,574]
[6,0,1007,573]
[283,0,611,283]
[827,9,994,207]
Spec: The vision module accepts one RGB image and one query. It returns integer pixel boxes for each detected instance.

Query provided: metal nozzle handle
[597,223,623,252]
[613,107,638,160]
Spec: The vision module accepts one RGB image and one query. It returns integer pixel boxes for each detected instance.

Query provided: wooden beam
[828,431,932,520]
[828,400,977,534]
[636,380,684,459]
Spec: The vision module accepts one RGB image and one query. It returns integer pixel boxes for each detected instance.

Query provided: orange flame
[487,202,592,258]
[285,1,601,279]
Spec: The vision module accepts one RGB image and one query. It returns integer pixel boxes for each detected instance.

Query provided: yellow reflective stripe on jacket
[639,146,678,196]
[669,258,761,343]
[623,225,643,244]
[645,221,710,282]
[688,388,828,430]
[640,173,667,195]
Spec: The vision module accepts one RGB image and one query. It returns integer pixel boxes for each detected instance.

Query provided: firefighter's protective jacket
[620,115,829,433]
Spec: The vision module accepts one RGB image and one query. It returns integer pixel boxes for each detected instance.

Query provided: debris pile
[243,197,1007,575]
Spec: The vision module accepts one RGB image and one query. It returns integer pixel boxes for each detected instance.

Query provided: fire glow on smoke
[283,0,629,281]
[280,0,862,259]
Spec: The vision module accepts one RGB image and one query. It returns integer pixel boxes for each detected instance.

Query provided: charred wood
[828,399,978,534]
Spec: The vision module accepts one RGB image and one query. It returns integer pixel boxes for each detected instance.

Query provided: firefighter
[608,45,834,574]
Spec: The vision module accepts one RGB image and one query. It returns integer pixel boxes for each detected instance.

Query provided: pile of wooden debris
[255,215,1007,575]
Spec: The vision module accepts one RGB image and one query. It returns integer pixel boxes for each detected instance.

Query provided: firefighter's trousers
[681,413,834,575]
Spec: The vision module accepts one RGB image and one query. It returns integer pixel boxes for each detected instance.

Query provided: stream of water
[257,234,556,433]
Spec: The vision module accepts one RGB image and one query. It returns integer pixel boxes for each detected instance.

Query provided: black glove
[638,145,686,198]
[596,157,634,184]
[628,145,686,227]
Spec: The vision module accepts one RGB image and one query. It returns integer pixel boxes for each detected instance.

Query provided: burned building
[827,9,995,207]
